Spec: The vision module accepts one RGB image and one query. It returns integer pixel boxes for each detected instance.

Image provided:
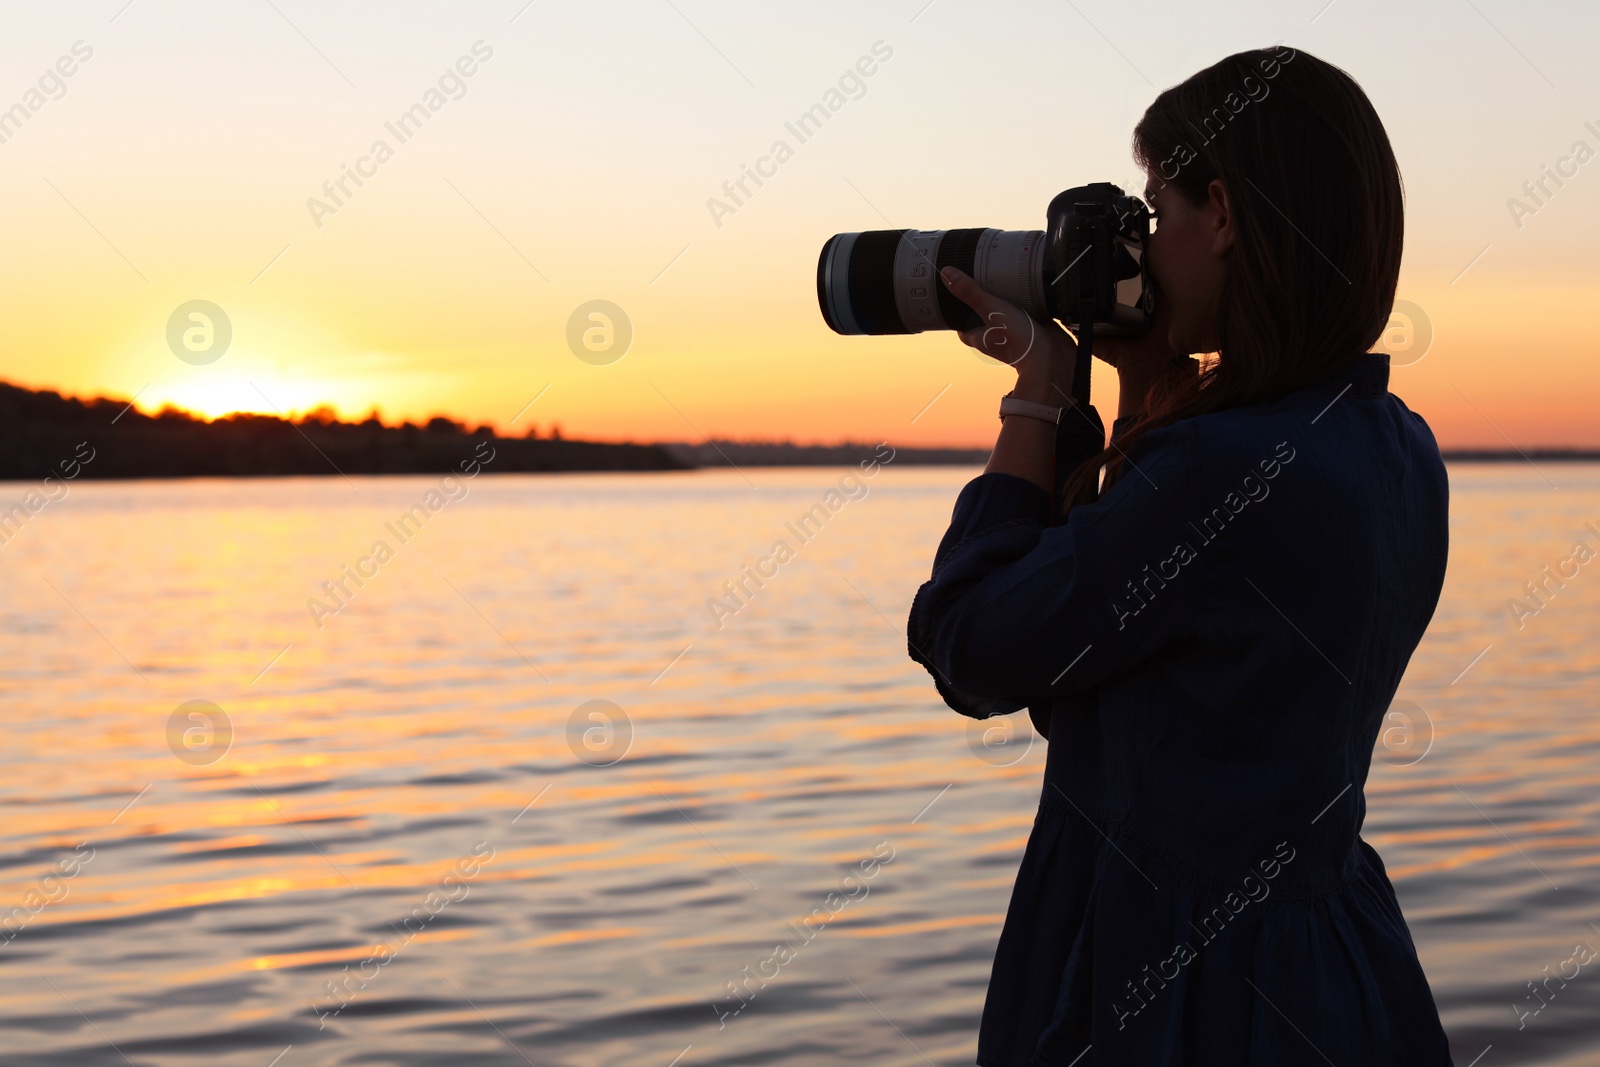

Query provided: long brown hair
[1063,46,1404,508]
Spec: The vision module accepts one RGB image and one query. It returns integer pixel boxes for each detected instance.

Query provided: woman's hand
[939,266,1075,406]
[1095,313,1178,373]
[1092,300,1197,419]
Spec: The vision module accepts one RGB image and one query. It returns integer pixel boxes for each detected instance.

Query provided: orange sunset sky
[0,1,1596,448]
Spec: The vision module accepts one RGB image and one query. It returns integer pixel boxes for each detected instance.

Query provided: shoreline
[3,451,1594,484]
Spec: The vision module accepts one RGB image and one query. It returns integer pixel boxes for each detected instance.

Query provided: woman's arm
[906,416,1213,716]
[937,267,1077,495]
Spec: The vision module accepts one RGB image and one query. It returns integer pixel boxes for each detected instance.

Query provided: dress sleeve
[906,418,1208,718]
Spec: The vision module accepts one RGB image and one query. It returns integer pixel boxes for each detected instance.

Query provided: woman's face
[1143,168,1233,356]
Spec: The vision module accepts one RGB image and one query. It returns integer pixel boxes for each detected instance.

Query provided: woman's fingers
[944,267,1020,364]
[940,265,1083,382]
[939,266,997,318]
[1095,336,1127,370]
[942,266,1065,368]
[1098,297,1178,370]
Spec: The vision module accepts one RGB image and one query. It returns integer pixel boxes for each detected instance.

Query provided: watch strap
[999,394,1064,424]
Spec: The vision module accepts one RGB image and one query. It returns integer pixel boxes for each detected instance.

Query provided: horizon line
[4,378,1595,457]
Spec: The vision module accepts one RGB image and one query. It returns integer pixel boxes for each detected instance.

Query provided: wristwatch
[998,392,1065,425]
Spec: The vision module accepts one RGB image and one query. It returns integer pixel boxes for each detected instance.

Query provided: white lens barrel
[972,229,1049,322]
[891,231,946,333]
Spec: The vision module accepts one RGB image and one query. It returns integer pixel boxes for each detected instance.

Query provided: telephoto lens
[816,228,1048,334]
[816,183,1154,338]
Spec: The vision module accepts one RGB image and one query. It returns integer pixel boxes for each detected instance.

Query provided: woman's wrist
[1009,373,1061,407]
[987,353,1073,492]
[1011,348,1076,408]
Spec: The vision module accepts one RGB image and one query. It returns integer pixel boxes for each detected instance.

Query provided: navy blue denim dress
[908,354,1454,1066]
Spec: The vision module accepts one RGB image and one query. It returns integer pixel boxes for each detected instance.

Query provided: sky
[0,0,1596,448]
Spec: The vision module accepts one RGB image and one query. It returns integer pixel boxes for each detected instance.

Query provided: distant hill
[0,382,685,480]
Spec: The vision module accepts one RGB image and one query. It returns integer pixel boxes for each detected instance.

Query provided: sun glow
[136,376,365,424]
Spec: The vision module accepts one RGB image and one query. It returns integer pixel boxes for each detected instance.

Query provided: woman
[908,47,1454,1066]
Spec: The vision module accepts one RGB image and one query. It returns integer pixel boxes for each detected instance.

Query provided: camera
[816,182,1154,339]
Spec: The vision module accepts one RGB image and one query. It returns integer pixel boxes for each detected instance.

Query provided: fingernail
[940,267,956,283]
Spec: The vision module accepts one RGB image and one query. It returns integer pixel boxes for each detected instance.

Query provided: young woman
[908,47,1454,1065]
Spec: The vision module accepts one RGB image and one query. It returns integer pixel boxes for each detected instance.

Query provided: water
[0,463,1597,1067]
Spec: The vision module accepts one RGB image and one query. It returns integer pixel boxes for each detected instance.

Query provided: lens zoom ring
[847,230,911,335]
[934,228,985,331]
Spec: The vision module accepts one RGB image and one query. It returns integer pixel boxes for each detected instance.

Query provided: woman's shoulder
[1124,355,1442,478]
[1099,401,1299,509]
[1095,355,1446,540]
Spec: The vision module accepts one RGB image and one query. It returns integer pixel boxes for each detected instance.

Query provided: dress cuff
[907,472,1052,720]
[942,472,1053,547]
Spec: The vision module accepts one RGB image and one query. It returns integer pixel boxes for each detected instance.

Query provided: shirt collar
[1348,352,1390,397]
